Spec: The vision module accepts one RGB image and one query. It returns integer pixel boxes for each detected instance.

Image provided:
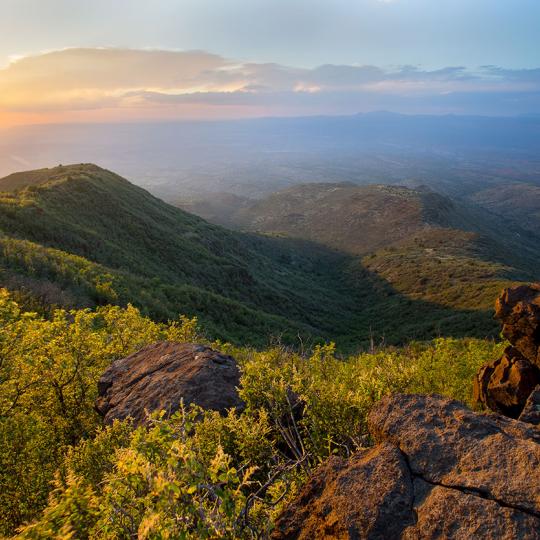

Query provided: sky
[1,0,540,126]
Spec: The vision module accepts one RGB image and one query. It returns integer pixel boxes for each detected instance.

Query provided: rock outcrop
[95,341,243,425]
[496,284,540,366]
[272,394,540,540]
[474,284,540,418]
[473,347,540,418]
[272,443,415,539]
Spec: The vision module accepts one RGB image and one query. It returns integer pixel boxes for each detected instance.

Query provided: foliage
[236,337,502,459]
[0,290,199,535]
[19,410,259,540]
[0,290,505,537]
[0,164,530,348]
[0,164,361,346]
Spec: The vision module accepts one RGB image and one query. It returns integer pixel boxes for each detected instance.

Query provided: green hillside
[0,165,362,345]
[0,167,536,536]
[178,181,540,342]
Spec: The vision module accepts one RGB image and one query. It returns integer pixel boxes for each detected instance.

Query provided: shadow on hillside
[331,257,500,350]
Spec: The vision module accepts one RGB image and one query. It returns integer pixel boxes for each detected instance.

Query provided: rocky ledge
[474,283,540,418]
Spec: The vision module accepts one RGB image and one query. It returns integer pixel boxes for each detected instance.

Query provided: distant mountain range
[1,164,538,349]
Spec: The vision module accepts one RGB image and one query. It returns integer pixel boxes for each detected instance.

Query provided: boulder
[519,385,540,426]
[473,346,540,418]
[495,283,540,369]
[273,394,540,540]
[369,394,540,516]
[95,341,243,425]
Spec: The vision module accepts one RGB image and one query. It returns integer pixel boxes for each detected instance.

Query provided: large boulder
[369,393,540,516]
[475,284,540,417]
[95,342,243,425]
[273,394,540,540]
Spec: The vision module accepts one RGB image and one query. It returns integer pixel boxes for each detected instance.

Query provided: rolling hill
[0,164,364,345]
[470,182,540,235]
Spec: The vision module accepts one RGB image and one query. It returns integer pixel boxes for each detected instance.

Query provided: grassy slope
[233,183,432,254]
[195,182,540,344]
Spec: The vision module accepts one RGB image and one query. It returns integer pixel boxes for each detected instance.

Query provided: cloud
[0,47,539,123]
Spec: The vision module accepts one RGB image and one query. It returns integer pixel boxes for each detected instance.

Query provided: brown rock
[473,346,540,418]
[403,478,540,540]
[519,385,540,426]
[95,341,243,425]
[495,283,540,368]
[369,393,540,516]
[271,443,415,540]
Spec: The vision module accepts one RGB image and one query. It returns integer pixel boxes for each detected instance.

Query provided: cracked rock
[272,394,540,539]
[95,341,243,425]
[369,393,540,517]
[271,443,415,540]
[403,478,540,540]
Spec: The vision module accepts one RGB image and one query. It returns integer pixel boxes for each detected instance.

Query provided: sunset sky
[1,0,540,126]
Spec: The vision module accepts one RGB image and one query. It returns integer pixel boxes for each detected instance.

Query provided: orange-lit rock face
[495,284,540,369]
[475,284,540,418]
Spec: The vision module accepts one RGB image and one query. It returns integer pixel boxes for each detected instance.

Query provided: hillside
[1,166,537,347]
[0,164,364,345]
[230,183,457,254]
[470,182,540,235]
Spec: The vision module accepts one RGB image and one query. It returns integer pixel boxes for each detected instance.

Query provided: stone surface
[473,346,540,418]
[402,478,540,540]
[519,385,540,426]
[95,341,243,425]
[271,443,415,540]
[369,393,540,516]
[273,393,540,540]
